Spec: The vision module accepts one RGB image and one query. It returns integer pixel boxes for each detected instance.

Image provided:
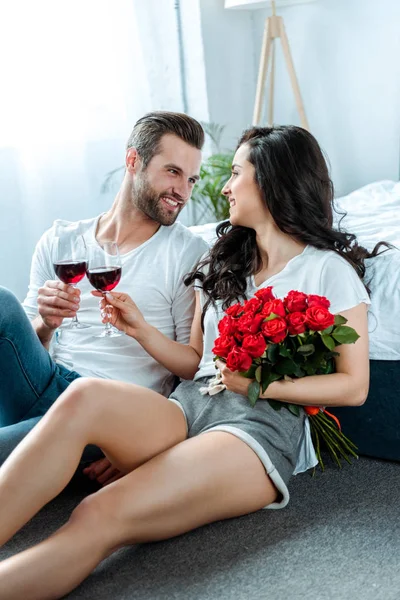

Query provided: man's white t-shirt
[23,216,208,397]
[194,245,370,474]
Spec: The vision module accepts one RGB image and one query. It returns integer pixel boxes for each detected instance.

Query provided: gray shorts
[169,377,305,510]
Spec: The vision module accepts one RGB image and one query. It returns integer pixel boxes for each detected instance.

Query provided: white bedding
[189,180,400,360]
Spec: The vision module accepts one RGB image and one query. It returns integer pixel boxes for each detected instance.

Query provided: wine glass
[52,234,90,330]
[86,241,123,338]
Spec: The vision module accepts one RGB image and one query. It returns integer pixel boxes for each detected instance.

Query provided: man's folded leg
[0,286,88,467]
[0,417,41,465]
[0,286,81,427]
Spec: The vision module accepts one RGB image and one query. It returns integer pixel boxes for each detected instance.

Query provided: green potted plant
[190,122,233,223]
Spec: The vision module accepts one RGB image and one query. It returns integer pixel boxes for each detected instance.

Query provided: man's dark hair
[126,111,205,167]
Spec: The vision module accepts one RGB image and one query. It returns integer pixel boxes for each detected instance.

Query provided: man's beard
[133,173,183,226]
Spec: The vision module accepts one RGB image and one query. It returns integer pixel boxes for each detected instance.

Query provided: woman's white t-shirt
[194,245,370,474]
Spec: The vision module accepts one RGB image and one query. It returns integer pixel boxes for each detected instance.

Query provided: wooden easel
[252,1,309,130]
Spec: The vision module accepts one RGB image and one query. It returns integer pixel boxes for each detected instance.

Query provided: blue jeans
[0,286,103,465]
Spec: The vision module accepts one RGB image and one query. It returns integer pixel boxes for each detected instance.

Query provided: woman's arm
[218,303,370,407]
[97,290,203,380]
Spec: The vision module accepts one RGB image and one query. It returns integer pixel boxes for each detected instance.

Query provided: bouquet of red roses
[212,286,359,470]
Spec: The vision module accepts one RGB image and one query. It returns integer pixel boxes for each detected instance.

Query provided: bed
[189,180,400,462]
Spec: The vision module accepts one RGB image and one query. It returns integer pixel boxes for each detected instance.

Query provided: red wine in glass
[86,241,123,338]
[52,234,90,330]
[86,266,122,292]
[54,261,88,285]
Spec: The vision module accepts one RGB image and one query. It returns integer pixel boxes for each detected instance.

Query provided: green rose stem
[310,413,358,469]
[312,418,345,468]
[310,426,324,472]
[313,421,352,460]
[316,413,358,454]
[313,418,351,451]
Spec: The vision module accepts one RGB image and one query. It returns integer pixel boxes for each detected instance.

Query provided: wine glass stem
[71,285,80,325]
[103,292,112,334]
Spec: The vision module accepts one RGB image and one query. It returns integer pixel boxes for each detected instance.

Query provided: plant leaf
[255,365,262,383]
[268,399,282,411]
[275,358,297,376]
[334,314,347,326]
[288,404,301,417]
[332,326,360,345]
[267,343,279,363]
[292,363,305,378]
[248,381,261,408]
[321,335,336,351]
[321,358,335,374]
[264,312,281,322]
[260,363,271,393]
[270,372,283,382]
[240,364,257,379]
[278,345,291,357]
[320,325,334,335]
[296,343,315,356]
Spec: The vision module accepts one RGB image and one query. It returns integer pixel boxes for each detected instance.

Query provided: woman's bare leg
[0,378,187,546]
[0,431,278,600]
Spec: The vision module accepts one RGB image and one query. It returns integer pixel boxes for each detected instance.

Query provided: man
[0,111,208,482]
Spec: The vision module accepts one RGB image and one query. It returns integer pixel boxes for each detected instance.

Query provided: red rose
[261,317,288,343]
[242,333,267,358]
[254,286,275,303]
[212,335,236,359]
[287,312,307,335]
[218,315,238,336]
[260,299,286,318]
[226,302,243,317]
[226,347,253,372]
[242,297,262,314]
[307,294,330,309]
[284,290,308,313]
[305,306,335,331]
[237,313,265,334]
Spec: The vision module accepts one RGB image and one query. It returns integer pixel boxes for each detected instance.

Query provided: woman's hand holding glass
[86,241,124,338]
[91,290,147,339]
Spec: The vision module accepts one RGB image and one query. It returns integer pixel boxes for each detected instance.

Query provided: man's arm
[32,315,57,350]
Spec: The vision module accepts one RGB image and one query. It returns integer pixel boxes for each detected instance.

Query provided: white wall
[198,0,256,150]
[0,0,208,299]
[200,0,400,195]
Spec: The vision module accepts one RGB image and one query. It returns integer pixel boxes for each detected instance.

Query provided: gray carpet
[1,456,399,600]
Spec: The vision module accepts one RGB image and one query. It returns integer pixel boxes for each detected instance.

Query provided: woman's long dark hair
[186,125,392,320]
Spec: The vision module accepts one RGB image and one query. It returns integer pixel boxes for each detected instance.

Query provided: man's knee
[0,286,30,338]
[0,287,24,323]
[0,286,19,303]
[0,417,42,466]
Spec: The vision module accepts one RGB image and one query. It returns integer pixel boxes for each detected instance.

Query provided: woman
[0,126,383,598]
